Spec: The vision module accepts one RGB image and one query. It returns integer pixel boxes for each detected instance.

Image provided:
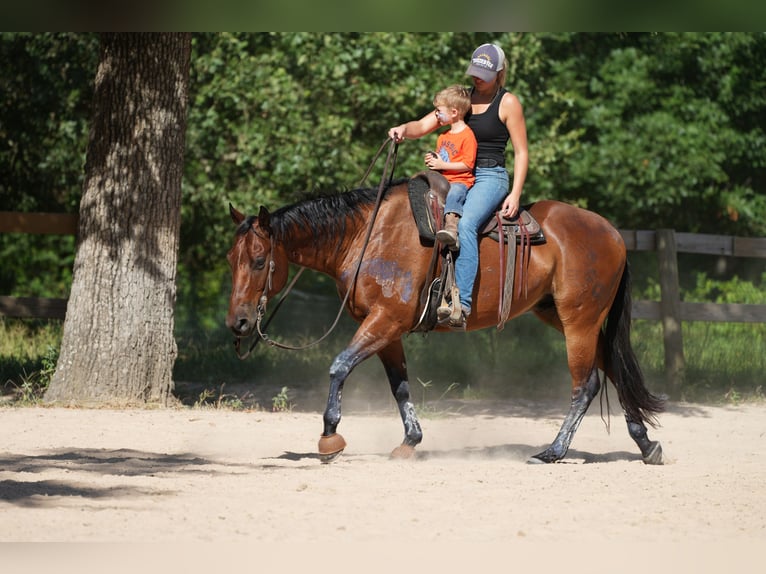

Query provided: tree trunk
[45,33,191,406]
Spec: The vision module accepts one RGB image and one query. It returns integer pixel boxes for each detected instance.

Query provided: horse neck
[279,217,365,279]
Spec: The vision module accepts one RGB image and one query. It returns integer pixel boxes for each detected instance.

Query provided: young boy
[425,85,477,250]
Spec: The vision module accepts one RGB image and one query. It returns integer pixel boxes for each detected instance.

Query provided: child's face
[434,105,456,125]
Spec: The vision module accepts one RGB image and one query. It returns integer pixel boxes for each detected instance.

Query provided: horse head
[226,204,288,338]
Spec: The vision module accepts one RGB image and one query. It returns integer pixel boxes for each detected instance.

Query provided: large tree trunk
[45,33,191,406]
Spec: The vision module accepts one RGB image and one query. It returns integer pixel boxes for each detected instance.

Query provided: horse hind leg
[378,339,423,458]
[627,418,663,465]
[527,301,585,462]
[527,311,602,464]
[529,367,601,464]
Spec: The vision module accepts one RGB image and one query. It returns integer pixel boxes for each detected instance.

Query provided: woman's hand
[388,125,406,143]
[501,193,520,218]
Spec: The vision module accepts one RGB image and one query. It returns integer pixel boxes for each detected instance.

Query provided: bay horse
[226,178,665,465]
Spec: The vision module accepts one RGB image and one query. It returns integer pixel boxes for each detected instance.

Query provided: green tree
[0,33,97,299]
[45,33,191,405]
[537,33,766,235]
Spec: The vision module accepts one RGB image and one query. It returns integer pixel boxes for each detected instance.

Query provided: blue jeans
[444,182,469,216]
[454,167,509,314]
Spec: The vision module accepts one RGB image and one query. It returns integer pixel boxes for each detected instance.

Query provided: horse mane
[268,178,408,244]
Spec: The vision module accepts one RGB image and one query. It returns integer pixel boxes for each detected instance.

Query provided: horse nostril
[230,317,250,334]
[226,314,251,335]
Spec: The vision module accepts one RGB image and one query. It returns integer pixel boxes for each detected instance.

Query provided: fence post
[656,229,685,394]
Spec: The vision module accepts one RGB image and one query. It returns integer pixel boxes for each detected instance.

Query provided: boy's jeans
[454,166,509,313]
[444,182,469,215]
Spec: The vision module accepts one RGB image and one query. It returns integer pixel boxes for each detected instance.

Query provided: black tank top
[466,87,509,168]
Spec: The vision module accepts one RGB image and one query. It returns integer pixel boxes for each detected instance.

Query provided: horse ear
[258,205,272,235]
[229,203,245,225]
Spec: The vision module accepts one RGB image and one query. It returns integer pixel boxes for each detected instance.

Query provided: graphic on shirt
[437,140,460,162]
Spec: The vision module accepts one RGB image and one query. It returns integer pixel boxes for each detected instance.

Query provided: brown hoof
[318,433,347,464]
[390,444,417,459]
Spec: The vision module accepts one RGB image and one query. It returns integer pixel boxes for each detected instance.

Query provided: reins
[235,138,398,356]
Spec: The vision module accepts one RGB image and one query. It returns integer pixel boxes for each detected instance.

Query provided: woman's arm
[388,111,440,142]
[499,93,528,218]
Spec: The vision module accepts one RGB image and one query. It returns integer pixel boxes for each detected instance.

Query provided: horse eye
[252,256,266,271]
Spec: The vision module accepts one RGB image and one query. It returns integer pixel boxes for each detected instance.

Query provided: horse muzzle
[226,304,259,337]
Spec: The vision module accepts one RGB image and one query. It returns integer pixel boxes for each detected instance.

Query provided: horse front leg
[530,368,601,464]
[318,313,408,463]
[318,346,359,463]
[377,339,423,459]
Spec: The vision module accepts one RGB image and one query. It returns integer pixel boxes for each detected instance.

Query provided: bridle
[233,137,398,359]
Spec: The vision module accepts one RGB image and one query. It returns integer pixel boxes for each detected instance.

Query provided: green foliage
[546,33,766,235]
[0,33,97,298]
[3,33,766,403]
[192,383,252,410]
[271,386,292,412]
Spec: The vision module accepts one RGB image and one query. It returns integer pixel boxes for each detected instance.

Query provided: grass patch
[1,319,62,404]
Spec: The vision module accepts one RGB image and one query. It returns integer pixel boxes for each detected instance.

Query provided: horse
[226,177,665,465]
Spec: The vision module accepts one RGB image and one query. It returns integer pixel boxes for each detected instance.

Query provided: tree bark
[45,33,191,406]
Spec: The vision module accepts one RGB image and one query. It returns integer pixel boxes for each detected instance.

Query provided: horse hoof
[390,444,417,459]
[642,441,664,465]
[528,449,558,464]
[318,433,347,464]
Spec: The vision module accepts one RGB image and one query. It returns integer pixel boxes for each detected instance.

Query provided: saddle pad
[407,172,447,242]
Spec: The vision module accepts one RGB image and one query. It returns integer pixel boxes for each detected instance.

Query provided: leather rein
[234,138,398,358]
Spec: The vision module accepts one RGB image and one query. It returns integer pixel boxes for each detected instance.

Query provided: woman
[388,42,529,330]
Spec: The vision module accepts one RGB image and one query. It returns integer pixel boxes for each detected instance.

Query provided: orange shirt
[435,125,477,187]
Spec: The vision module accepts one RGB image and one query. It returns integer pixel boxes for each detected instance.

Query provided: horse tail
[603,262,665,427]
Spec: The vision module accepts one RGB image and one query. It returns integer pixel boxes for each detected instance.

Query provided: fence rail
[0,211,78,236]
[620,229,766,258]
[1,212,78,320]
[0,296,68,319]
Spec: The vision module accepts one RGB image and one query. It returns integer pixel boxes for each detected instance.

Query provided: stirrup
[448,310,467,331]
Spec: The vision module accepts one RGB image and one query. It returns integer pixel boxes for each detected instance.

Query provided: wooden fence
[3,212,766,387]
[0,212,77,319]
[620,229,766,389]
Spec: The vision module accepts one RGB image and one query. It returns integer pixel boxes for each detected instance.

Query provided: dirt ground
[1,397,765,571]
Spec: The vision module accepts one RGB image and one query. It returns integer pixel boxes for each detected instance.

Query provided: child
[425,85,477,250]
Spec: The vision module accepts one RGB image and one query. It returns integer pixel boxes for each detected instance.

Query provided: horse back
[469,199,626,328]
[527,200,626,261]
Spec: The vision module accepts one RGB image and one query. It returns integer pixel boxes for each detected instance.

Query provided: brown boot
[436,213,460,250]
